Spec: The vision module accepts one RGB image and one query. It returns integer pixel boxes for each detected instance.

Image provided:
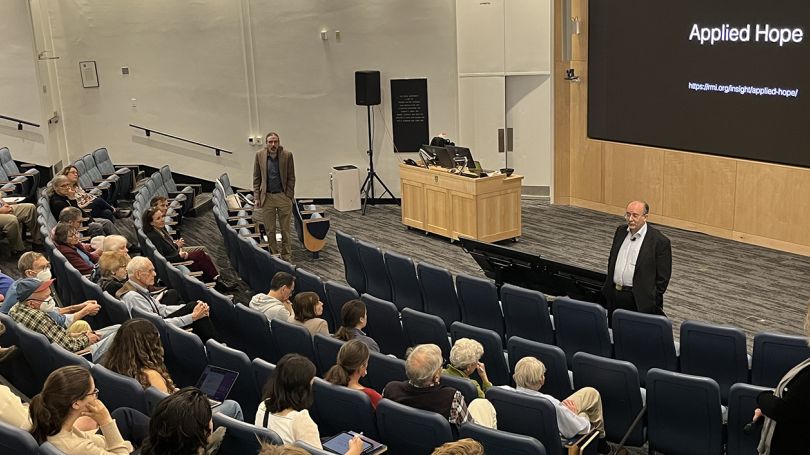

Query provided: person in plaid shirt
[9,278,118,363]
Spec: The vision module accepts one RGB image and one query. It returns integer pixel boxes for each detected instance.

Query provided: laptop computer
[195,365,239,407]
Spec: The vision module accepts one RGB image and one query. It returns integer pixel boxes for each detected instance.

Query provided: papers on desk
[2,197,25,204]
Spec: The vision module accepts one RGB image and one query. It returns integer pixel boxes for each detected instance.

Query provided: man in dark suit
[253,132,296,263]
[601,200,672,318]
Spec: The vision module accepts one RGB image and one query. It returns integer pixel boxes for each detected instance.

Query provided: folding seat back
[356,240,393,301]
[16,323,56,390]
[92,147,131,195]
[727,383,771,455]
[611,309,678,386]
[486,386,564,455]
[206,339,261,418]
[219,173,235,196]
[679,320,749,403]
[646,368,724,455]
[361,350,407,394]
[507,336,573,401]
[252,358,276,391]
[165,325,209,388]
[197,286,246,353]
[439,373,479,405]
[336,230,366,294]
[39,442,66,455]
[501,284,554,345]
[459,423,547,455]
[0,419,39,455]
[751,331,810,387]
[212,413,282,454]
[314,333,344,375]
[384,251,424,312]
[456,274,505,342]
[552,297,612,367]
[450,322,510,386]
[235,234,262,291]
[360,294,409,359]
[572,352,646,446]
[375,398,453,455]
[270,256,296,276]
[312,377,380,440]
[324,281,360,332]
[91,365,148,414]
[50,342,92,370]
[0,147,39,201]
[234,304,279,363]
[401,308,452,360]
[145,386,170,415]
[271,318,318,367]
[417,262,461,331]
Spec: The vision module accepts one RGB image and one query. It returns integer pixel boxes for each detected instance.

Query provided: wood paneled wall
[554,0,810,256]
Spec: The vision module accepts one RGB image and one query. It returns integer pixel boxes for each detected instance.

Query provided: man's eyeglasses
[624,213,645,220]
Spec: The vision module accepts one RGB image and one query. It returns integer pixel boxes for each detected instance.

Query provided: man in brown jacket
[253,132,296,262]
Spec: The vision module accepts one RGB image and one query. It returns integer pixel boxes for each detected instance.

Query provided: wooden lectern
[398,163,522,242]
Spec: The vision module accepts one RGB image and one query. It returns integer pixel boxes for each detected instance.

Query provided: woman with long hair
[754,299,810,454]
[28,366,146,454]
[140,387,220,455]
[288,292,329,338]
[103,318,242,420]
[324,340,382,409]
[58,165,129,221]
[141,207,235,292]
[256,354,363,454]
[333,300,380,352]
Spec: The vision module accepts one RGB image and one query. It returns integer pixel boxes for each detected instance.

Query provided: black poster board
[390,78,429,153]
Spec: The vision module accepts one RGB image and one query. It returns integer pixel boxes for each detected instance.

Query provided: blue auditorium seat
[552,297,612,368]
[0,419,39,455]
[679,320,749,404]
[336,231,366,294]
[401,308,452,360]
[324,281,360,332]
[417,262,462,331]
[360,294,409,359]
[612,309,678,386]
[507,336,573,401]
[456,274,506,343]
[751,331,810,388]
[450,322,510,387]
[91,365,148,414]
[312,377,380,440]
[314,333,344,375]
[206,339,261,418]
[501,284,554,345]
[459,422,547,455]
[727,383,772,455]
[234,303,279,363]
[212,413,282,453]
[375,398,453,455]
[357,240,393,301]
[271,318,318,368]
[384,251,424,312]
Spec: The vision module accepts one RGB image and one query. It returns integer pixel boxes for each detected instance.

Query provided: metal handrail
[129,124,234,156]
[0,115,40,131]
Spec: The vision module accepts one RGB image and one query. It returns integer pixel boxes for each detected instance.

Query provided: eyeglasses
[67,232,79,238]
[86,388,99,398]
[28,265,51,273]
[624,213,645,220]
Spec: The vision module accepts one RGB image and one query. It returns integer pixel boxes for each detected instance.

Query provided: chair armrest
[20,163,37,168]
[229,223,257,230]
[75,348,91,355]
[257,243,270,248]
[163,212,179,218]
[93,179,115,183]
[303,217,331,224]
[114,164,138,168]
[240,233,262,238]
[297,199,314,204]
[171,261,194,266]
[9,173,33,177]
[187,271,203,277]
[0,188,13,193]
[205,282,216,288]
[236,189,253,193]
[171,190,195,194]
[301,210,325,215]
[100,173,115,177]
[166,198,184,202]
[227,215,252,220]
[0,181,11,184]
[228,208,254,213]
[83,185,105,189]
[166,221,178,226]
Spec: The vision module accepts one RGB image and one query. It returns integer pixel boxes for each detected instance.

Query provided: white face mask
[39,297,56,313]
[36,269,52,282]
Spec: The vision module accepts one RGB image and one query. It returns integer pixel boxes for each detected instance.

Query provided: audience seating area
[2,161,806,455]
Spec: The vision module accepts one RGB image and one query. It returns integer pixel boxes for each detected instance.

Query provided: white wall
[0,0,48,165]
[24,0,458,197]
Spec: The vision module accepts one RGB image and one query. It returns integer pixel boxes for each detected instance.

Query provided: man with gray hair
[383,344,496,435]
[118,256,219,343]
[503,356,615,454]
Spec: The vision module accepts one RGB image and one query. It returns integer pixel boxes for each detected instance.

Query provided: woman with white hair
[753,299,810,454]
[443,338,492,398]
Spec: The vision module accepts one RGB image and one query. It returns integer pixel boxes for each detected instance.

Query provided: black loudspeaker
[355,70,381,106]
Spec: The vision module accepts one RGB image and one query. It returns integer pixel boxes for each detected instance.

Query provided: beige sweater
[48,420,133,455]
[287,316,329,339]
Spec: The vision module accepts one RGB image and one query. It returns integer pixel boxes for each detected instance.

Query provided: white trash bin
[331,165,361,212]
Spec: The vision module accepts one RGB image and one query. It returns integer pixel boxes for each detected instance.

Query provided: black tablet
[321,431,374,455]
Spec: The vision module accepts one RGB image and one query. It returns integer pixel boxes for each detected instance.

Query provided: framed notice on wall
[390,78,429,153]
[80,61,99,88]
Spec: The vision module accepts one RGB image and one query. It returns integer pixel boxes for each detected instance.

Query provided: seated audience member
[103,318,243,420]
[504,356,614,455]
[443,338,492,398]
[288,291,329,338]
[10,278,117,363]
[58,165,130,221]
[48,176,121,238]
[0,321,26,428]
[97,252,131,297]
[333,299,380,353]
[0,269,12,300]
[432,439,485,455]
[2,253,99,332]
[141,387,225,455]
[258,442,310,455]
[29,365,149,454]
[150,195,180,220]
[53,222,99,275]
[0,196,41,255]
[118,257,220,343]
[383,344,497,434]
[324,340,382,408]
[89,235,129,283]
[256,354,365,455]
[250,271,295,322]
[142,207,235,292]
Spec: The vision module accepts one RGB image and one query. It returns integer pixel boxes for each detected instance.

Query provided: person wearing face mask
[250,272,296,323]
[253,132,296,263]
[600,200,672,322]
[9,278,119,363]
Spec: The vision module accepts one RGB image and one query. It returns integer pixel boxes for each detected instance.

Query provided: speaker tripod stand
[360,105,399,215]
